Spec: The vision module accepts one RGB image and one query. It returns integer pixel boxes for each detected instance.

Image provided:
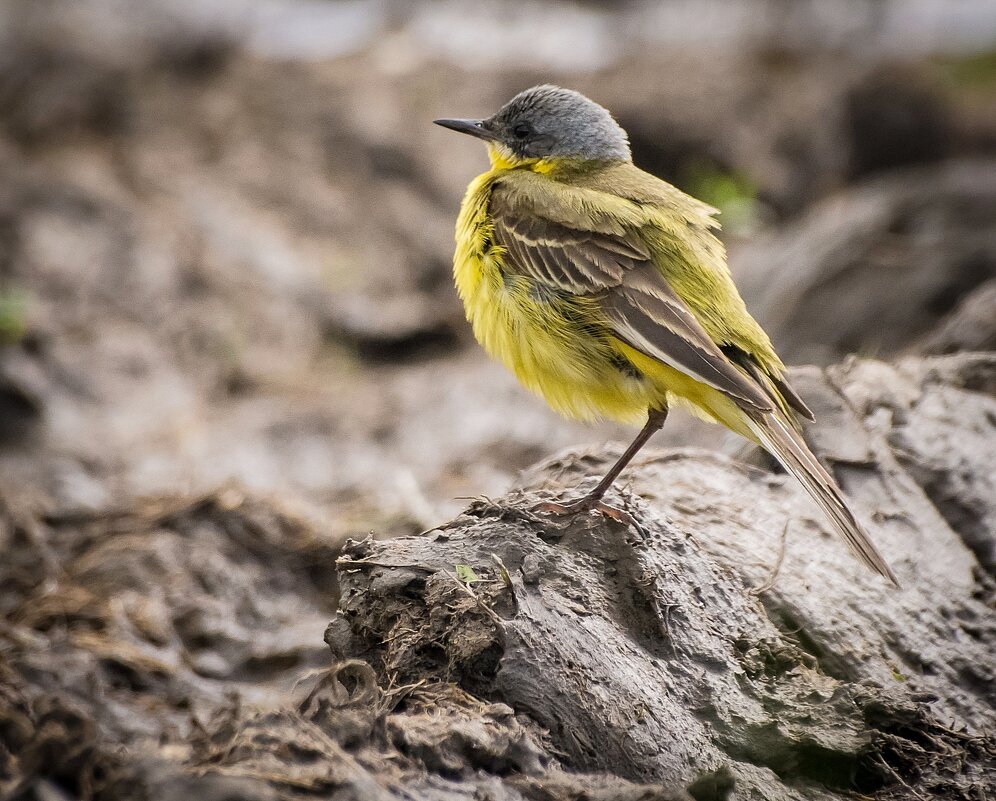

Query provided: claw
[533,496,646,540]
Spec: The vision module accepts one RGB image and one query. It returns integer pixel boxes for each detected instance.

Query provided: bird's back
[556,162,785,376]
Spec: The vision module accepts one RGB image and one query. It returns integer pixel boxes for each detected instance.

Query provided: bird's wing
[491,203,649,291]
[489,178,774,414]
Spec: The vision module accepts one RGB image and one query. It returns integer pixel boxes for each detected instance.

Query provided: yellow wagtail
[435,85,897,585]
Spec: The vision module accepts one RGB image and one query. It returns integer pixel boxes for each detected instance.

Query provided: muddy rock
[918,278,996,355]
[0,485,694,800]
[1,354,993,799]
[843,64,954,180]
[732,160,996,365]
[333,351,996,800]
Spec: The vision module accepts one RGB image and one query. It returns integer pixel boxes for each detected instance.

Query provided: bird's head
[435,85,631,171]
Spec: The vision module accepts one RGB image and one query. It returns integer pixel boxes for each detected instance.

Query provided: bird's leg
[535,407,668,528]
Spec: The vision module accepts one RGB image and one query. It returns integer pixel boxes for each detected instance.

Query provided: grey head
[435,85,631,162]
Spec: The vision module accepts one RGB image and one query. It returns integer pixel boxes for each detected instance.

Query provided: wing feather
[493,200,640,290]
[489,180,773,413]
[601,267,773,412]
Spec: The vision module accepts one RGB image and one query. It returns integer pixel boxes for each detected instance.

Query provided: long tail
[745,412,900,587]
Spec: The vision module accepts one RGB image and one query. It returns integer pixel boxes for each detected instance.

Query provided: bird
[434,85,898,586]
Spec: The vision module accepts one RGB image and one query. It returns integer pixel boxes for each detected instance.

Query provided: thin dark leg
[535,406,668,526]
[582,406,669,503]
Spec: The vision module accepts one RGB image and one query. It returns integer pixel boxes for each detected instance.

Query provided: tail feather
[746,413,900,587]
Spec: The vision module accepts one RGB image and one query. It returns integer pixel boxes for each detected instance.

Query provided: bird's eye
[512,124,531,140]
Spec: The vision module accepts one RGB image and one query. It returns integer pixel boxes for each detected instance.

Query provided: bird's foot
[532,495,646,540]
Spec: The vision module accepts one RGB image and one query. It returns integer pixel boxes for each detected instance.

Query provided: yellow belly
[452,172,646,424]
[452,170,748,433]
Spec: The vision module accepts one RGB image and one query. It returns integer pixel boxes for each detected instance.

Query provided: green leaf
[455,564,481,584]
[0,289,28,346]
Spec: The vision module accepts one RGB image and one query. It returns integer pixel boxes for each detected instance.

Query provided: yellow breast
[452,170,669,425]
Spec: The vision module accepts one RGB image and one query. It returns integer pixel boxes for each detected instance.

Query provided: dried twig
[750,520,791,596]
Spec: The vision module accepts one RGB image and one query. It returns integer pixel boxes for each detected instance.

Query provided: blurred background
[1,0,995,538]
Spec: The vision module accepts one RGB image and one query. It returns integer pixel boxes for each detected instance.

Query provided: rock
[0,486,695,801]
[732,160,996,365]
[861,353,996,572]
[919,278,996,355]
[0,367,41,445]
[332,352,996,800]
[844,65,953,179]
[1,359,993,799]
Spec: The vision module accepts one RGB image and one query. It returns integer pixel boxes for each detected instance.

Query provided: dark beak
[433,118,497,141]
